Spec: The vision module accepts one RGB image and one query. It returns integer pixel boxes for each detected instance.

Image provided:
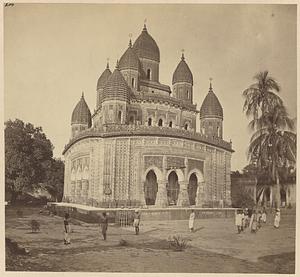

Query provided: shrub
[119,239,129,246]
[16,210,23,217]
[30,220,40,232]
[167,235,188,251]
[287,203,292,209]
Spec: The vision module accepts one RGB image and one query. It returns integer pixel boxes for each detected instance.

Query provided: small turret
[119,39,140,90]
[96,62,112,109]
[200,80,223,138]
[172,52,193,103]
[71,93,92,138]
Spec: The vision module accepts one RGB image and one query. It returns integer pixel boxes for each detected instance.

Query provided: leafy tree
[5,119,54,203]
[231,184,255,208]
[44,158,65,201]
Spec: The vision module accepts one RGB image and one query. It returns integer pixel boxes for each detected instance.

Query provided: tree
[243,71,283,120]
[243,70,296,208]
[5,119,54,203]
[44,158,65,202]
[247,105,296,207]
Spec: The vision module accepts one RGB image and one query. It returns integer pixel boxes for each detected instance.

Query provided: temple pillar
[196,181,205,207]
[155,180,168,207]
[177,181,189,206]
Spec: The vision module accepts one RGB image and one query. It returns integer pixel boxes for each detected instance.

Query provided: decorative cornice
[63,125,234,155]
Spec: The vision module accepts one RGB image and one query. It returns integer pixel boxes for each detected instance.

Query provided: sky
[4,4,297,171]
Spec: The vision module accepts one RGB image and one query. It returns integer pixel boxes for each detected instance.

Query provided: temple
[62,24,234,208]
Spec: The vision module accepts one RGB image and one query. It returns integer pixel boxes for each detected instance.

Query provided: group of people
[63,209,141,245]
[235,206,281,234]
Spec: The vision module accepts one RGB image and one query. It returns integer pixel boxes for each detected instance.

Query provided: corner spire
[106,58,110,69]
[116,59,119,69]
[209,78,213,92]
[143,18,147,31]
[181,49,185,60]
[81,91,84,98]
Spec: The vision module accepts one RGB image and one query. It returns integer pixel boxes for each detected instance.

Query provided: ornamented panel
[144,155,163,171]
[188,159,204,173]
[216,150,224,201]
[114,139,130,200]
[157,138,170,145]
[183,141,194,149]
[103,142,113,200]
[144,138,157,145]
[195,143,205,151]
[166,156,184,169]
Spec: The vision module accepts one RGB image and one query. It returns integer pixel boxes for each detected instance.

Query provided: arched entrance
[144,170,158,205]
[188,173,198,205]
[167,171,179,205]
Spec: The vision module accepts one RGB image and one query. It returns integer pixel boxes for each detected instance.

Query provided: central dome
[133,24,160,62]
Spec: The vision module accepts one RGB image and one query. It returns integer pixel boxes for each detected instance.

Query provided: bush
[16,210,23,217]
[287,203,292,209]
[30,220,40,232]
[119,239,129,246]
[167,235,188,251]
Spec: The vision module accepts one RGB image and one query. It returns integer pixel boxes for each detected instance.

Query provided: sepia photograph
[3,2,297,274]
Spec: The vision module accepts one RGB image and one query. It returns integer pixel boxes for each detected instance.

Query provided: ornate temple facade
[62,24,234,208]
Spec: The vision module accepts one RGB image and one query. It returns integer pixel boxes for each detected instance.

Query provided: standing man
[133,209,141,235]
[189,209,195,232]
[100,212,108,240]
[235,209,242,234]
[274,208,281,228]
[63,213,71,245]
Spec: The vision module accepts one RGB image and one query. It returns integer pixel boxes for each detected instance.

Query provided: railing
[63,125,233,154]
[116,210,134,227]
[132,92,197,111]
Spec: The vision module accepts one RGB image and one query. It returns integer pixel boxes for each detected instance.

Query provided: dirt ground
[5,206,295,273]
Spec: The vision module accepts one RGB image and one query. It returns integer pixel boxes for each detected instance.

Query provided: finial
[116,59,119,69]
[129,34,132,48]
[106,58,109,69]
[143,18,147,31]
[209,77,213,91]
[81,91,84,98]
[181,49,185,60]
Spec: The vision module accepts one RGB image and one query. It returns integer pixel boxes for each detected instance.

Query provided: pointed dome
[102,62,131,102]
[71,93,92,127]
[172,53,193,85]
[119,40,140,70]
[200,84,223,119]
[133,24,160,62]
[97,63,112,90]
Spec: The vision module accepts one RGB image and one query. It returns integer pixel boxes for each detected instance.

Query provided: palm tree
[243,71,283,120]
[247,104,296,207]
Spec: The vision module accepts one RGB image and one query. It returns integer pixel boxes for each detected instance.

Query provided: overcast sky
[4,4,297,171]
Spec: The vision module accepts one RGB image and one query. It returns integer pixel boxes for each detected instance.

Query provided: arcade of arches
[144,169,203,206]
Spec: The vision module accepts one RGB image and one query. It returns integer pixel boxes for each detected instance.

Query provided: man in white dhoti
[189,210,195,232]
[262,207,267,223]
[235,209,242,234]
[274,208,280,228]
